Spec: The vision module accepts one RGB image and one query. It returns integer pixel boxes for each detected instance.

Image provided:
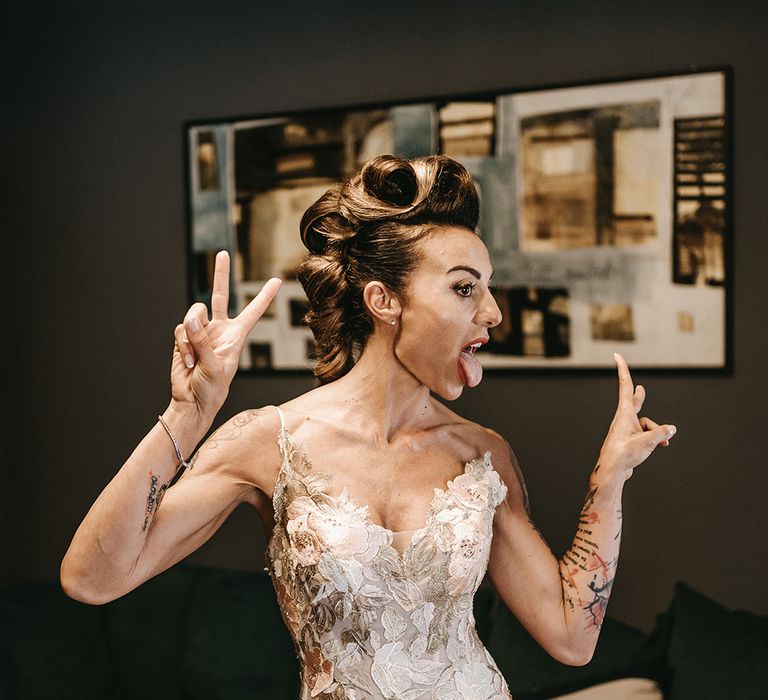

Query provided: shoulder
[456,418,530,513]
[193,405,283,496]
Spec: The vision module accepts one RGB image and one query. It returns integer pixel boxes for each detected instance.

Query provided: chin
[432,382,464,401]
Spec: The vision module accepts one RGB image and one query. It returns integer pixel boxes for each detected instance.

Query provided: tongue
[458,350,483,388]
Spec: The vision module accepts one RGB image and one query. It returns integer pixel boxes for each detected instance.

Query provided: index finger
[614,352,635,408]
[236,277,282,331]
[210,250,231,321]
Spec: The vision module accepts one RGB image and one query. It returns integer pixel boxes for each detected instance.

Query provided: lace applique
[266,427,511,699]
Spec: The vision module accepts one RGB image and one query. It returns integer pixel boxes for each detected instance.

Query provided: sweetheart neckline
[274,425,494,557]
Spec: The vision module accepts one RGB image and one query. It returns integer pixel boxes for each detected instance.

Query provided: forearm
[60,401,213,601]
[558,468,625,653]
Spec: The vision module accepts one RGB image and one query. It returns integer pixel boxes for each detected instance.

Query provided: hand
[597,353,677,482]
[170,251,281,420]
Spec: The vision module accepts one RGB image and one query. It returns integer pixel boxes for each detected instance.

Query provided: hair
[296,154,480,384]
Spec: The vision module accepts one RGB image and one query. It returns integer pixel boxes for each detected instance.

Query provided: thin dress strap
[271,405,291,525]
[274,404,286,433]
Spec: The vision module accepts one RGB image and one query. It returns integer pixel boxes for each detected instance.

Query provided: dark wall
[5,1,768,631]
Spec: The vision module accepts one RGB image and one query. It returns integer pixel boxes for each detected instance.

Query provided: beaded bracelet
[157,414,194,478]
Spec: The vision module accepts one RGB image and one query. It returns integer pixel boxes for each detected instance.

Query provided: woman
[61,155,676,699]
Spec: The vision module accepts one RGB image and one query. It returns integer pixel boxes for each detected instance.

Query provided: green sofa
[1,562,766,699]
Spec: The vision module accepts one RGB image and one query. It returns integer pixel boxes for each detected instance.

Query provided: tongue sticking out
[458,350,483,388]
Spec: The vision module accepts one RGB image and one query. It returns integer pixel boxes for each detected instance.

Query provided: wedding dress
[265,406,512,699]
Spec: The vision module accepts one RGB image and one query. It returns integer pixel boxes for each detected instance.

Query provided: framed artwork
[185,66,732,374]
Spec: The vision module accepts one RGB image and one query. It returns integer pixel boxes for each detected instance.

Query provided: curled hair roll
[297,154,480,384]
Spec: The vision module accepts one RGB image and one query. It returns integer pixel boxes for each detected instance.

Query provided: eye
[454,282,476,297]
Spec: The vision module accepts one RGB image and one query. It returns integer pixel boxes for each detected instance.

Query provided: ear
[362,280,402,325]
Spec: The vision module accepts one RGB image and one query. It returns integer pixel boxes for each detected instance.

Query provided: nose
[478,288,502,328]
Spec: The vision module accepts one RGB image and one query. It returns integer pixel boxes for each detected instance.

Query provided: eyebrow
[447,265,494,281]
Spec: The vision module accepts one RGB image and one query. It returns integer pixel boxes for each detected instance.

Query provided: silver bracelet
[157,414,194,475]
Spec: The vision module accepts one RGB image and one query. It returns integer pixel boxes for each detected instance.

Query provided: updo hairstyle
[297,154,480,384]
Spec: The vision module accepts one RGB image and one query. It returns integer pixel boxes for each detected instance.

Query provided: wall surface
[5,1,768,632]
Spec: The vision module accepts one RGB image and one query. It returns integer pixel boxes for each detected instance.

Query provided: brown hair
[297,154,480,384]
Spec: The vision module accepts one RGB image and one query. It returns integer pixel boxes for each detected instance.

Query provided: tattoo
[528,515,552,553]
[141,408,266,531]
[585,568,614,630]
[558,482,619,633]
[502,437,530,514]
[141,472,168,532]
[202,408,265,452]
[559,567,577,612]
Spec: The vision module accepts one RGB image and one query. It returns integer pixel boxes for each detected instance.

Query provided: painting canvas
[186,68,731,373]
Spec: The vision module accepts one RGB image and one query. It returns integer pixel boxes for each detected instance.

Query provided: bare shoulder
[478,425,530,512]
[436,403,529,513]
[191,405,283,500]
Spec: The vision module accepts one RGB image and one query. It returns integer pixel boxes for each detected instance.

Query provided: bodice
[265,409,512,699]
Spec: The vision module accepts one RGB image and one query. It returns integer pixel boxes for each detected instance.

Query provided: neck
[321,333,433,445]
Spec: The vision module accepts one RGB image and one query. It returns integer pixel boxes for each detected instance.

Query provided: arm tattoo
[142,472,168,532]
[141,408,265,532]
[528,515,552,553]
[503,437,530,514]
[558,482,619,633]
[201,408,266,452]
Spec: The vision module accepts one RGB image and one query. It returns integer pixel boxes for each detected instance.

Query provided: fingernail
[188,317,200,332]
[185,355,194,368]
[613,352,618,361]
[668,426,676,436]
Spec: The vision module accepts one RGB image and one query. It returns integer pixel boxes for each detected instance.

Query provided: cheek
[402,308,461,361]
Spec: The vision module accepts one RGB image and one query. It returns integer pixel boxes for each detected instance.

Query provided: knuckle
[195,333,211,347]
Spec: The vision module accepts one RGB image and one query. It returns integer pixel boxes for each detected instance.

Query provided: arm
[60,404,275,605]
[487,352,676,665]
[60,250,282,604]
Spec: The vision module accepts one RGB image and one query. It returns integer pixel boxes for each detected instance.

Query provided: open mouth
[461,341,484,355]
[458,338,488,388]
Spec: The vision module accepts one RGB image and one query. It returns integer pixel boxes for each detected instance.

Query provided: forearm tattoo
[559,482,621,633]
[142,472,168,532]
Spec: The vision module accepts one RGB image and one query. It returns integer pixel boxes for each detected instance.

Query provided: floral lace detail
[266,426,511,699]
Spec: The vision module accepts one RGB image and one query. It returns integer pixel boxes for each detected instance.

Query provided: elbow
[555,640,596,667]
[59,560,115,606]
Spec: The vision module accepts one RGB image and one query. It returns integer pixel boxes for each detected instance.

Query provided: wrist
[167,399,218,427]
[161,401,215,460]
[589,462,626,498]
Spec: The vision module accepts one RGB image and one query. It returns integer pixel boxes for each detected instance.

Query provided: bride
[61,154,676,699]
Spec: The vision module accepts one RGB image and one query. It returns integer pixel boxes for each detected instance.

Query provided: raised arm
[60,252,281,604]
[487,352,676,665]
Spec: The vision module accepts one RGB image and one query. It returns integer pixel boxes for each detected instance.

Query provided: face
[394,226,502,400]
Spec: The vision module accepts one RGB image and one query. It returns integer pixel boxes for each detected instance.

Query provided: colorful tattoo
[559,482,620,633]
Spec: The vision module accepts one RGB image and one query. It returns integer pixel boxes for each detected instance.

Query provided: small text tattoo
[142,473,168,532]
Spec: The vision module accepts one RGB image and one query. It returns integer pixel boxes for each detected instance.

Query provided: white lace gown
[266,406,512,699]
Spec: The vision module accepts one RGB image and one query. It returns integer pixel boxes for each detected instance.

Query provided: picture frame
[184,66,732,375]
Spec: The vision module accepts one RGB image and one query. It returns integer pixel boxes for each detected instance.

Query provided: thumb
[185,316,218,368]
[648,423,676,450]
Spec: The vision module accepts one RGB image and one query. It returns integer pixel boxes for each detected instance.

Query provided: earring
[390,319,397,325]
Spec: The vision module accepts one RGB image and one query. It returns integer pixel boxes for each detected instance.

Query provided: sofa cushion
[485,597,666,700]
[180,567,300,699]
[102,563,199,699]
[0,580,120,699]
[551,677,663,699]
[660,581,768,700]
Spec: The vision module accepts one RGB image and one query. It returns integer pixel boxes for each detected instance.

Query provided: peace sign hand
[170,251,281,421]
[597,353,677,482]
